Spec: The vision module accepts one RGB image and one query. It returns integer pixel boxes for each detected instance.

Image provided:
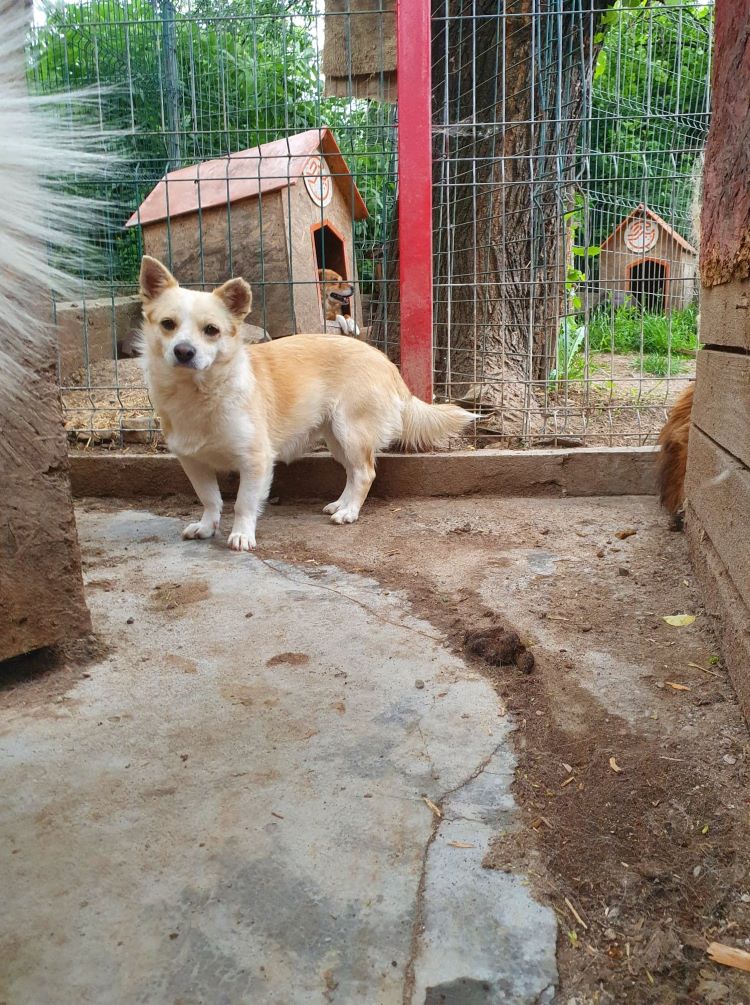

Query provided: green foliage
[585,2,711,250]
[587,303,699,356]
[549,318,587,388]
[30,0,395,283]
[30,0,712,308]
[642,353,685,376]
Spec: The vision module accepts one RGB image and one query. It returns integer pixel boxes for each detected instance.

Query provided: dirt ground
[48,492,749,1004]
[7,492,749,1003]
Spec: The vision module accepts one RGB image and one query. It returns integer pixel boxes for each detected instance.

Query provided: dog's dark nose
[173,342,196,364]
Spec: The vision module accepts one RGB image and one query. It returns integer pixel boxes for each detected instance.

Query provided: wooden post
[684,0,750,721]
[395,0,434,402]
[0,3,91,661]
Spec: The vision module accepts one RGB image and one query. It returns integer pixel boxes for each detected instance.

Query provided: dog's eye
[161,319,176,332]
[204,324,220,337]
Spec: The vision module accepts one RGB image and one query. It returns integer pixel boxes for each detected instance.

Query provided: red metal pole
[396,0,434,402]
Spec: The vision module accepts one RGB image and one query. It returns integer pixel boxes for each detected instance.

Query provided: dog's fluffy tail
[657,383,694,528]
[399,395,477,451]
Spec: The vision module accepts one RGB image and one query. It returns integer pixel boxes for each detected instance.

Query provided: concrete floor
[0,509,557,1005]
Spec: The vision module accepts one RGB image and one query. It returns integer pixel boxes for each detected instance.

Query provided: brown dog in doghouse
[657,383,694,530]
[318,268,360,336]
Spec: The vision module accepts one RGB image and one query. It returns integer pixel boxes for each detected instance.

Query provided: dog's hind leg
[228,451,273,551]
[179,456,223,540]
[322,423,376,525]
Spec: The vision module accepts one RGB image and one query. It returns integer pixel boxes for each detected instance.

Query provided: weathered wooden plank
[685,427,750,611]
[699,279,750,350]
[686,501,750,723]
[68,446,659,501]
[693,348,750,469]
[701,0,750,287]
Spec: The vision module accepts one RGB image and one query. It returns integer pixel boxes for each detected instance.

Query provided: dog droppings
[463,625,535,674]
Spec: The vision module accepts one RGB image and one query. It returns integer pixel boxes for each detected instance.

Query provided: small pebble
[415,679,425,689]
[604,927,617,941]
[126,617,134,625]
[723,754,737,765]
[741,894,750,903]
[596,549,605,558]
[618,567,630,577]
[581,624,592,633]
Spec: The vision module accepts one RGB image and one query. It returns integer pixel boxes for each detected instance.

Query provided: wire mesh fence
[30,0,712,450]
[428,0,710,447]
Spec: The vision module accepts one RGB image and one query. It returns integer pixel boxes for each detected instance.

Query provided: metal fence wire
[30,0,712,450]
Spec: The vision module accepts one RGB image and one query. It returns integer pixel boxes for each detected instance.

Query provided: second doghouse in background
[127,128,367,338]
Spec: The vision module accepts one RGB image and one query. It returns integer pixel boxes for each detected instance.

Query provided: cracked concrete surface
[0,510,557,1004]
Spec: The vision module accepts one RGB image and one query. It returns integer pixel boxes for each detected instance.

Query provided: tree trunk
[374,0,611,430]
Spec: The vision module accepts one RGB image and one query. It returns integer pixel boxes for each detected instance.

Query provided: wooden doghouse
[126,129,368,338]
[598,205,698,312]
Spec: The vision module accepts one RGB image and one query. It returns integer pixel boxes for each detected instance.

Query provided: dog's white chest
[161,391,254,471]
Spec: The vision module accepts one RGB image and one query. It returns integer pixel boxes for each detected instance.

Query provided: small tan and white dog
[139,256,475,550]
[317,267,359,336]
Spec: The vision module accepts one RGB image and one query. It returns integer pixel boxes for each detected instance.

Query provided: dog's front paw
[228,532,256,552]
[330,506,360,525]
[323,500,341,515]
[182,521,216,540]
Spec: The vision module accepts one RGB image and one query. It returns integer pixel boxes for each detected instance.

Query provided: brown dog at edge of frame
[657,382,694,530]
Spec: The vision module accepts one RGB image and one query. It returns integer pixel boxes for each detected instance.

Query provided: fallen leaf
[663,614,696,627]
[561,776,575,788]
[707,942,750,973]
[609,757,623,773]
[422,796,442,818]
[615,528,637,540]
[665,682,692,691]
[447,840,475,848]
[562,762,573,773]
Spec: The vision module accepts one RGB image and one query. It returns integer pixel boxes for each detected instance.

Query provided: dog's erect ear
[213,277,252,321]
[140,256,177,302]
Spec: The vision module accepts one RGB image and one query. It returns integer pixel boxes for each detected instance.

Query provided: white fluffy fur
[139,256,476,549]
[0,5,108,422]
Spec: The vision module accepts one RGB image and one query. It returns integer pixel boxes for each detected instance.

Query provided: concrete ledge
[686,501,750,723]
[70,446,658,500]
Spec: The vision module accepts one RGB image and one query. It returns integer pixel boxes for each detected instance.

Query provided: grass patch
[588,304,698,356]
[641,354,685,377]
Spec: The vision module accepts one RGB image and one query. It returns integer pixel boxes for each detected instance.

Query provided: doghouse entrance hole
[628,259,667,312]
[313,224,350,316]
